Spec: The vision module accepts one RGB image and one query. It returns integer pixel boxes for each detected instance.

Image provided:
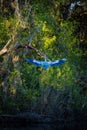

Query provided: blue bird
[25,58,67,69]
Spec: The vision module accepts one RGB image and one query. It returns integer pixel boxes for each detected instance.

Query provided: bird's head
[62,58,67,62]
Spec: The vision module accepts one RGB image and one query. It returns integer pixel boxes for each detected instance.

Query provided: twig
[16,44,50,61]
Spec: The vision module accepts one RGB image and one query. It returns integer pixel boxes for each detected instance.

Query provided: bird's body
[25,58,67,69]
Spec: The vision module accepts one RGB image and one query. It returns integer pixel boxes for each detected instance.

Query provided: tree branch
[0,39,12,56]
[16,44,50,61]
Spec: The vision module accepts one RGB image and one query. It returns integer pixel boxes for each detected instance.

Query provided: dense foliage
[0,0,87,123]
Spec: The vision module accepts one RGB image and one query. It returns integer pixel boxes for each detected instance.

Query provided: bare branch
[16,44,50,61]
[0,39,12,56]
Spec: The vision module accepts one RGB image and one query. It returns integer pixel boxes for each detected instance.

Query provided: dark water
[0,124,57,130]
[0,124,87,130]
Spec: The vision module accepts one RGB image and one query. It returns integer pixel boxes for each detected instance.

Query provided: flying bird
[25,58,67,69]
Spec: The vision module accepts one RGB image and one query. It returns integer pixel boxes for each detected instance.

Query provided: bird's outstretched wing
[50,58,67,66]
[25,58,42,66]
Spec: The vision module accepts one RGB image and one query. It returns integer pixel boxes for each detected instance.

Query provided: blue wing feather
[51,58,67,66]
[25,58,41,66]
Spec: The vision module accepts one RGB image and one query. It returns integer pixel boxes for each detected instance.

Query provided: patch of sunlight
[42,21,51,33]
[55,2,60,8]
[60,21,73,30]
[60,22,64,27]
[5,20,10,29]
[0,81,4,87]
[10,87,16,95]
[43,35,56,48]
[12,56,19,63]
[57,68,61,77]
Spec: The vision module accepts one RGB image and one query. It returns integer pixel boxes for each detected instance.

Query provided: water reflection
[1,124,55,130]
[0,124,87,130]
[0,124,74,130]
